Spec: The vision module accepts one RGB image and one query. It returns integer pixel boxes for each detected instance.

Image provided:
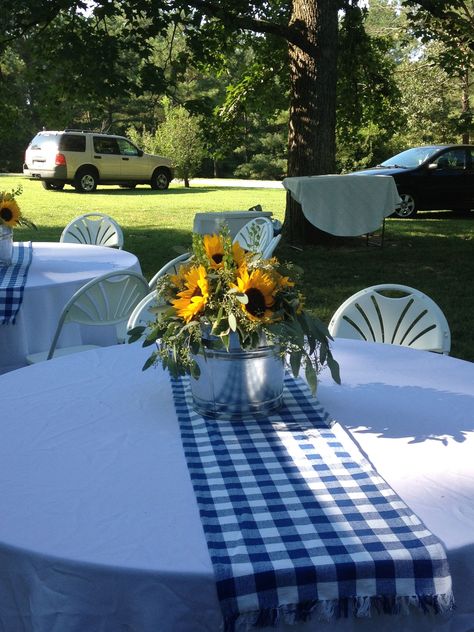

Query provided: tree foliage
[0,0,472,231]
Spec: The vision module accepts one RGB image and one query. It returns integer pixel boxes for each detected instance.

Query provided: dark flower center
[245,288,266,317]
[212,253,223,264]
[191,287,203,298]
[0,207,13,222]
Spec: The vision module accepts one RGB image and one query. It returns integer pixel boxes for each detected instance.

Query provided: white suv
[23,130,173,193]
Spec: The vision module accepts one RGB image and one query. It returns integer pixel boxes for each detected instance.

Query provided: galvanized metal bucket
[190,334,284,420]
[0,226,13,266]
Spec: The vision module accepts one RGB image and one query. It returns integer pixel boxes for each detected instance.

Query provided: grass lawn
[3,174,474,362]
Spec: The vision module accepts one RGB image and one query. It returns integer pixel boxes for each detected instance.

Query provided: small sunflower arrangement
[131,228,340,393]
[0,185,36,230]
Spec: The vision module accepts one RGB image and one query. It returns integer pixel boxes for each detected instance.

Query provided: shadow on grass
[406,210,474,221]
[54,186,262,197]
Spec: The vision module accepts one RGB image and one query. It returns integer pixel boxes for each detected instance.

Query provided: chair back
[148,252,191,289]
[47,270,149,359]
[329,284,451,354]
[127,291,167,331]
[232,217,274,255]
[60,213,124,249]
[261,234,282,259]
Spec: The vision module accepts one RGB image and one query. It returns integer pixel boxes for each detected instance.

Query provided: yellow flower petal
[0,198,21,227]
[231,265,277,321]
[203,234,225,269]
[172,265,209,322]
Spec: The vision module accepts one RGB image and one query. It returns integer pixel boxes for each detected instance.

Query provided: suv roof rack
[64,128,111,134]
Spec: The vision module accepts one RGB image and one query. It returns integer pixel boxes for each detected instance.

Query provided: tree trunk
[284,0,339,244]
[461,67,471,144]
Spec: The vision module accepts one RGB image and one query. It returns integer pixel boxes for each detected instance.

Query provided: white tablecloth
[283,175,401,236]
[0,340,473,632]
[0,242,141,373]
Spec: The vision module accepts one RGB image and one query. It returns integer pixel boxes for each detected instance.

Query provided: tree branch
[183,0,317,55]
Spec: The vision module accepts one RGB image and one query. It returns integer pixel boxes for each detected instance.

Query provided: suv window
[93,136,120,155]
[59,134,86,152]
[30,134,58,150]
[117,138,140,156]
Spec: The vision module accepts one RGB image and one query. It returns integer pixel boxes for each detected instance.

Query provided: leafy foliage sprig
[0,185,37,230]
[129,227,340,393]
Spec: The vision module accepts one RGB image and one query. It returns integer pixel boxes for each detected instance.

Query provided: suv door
[117,138,147,181]
[92,136,122,180]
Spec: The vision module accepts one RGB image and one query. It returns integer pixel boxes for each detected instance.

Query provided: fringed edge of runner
[226,592,456,631]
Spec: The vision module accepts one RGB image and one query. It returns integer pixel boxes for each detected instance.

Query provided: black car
[351,145,474,218]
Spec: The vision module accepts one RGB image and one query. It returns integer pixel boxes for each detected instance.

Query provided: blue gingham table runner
[171,373,454,631]
[0,242,33,324]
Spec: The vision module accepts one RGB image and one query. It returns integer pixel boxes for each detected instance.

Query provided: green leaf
[319,342,328,366]
[228,312,237,331]
[221,332,230,350]
[304,359,318,395]
[235,292,249,304]
[142,351,158,371]
[190,360,201,379]
[289,350,302,377]
[326,352,341,385]
[127,326,145,343]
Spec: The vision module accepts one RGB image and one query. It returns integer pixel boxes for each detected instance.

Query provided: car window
[93,136,120,155]
[434,149,466,170]
[468,148,474,168]
[29,134,59,151]
[117,138,140,157]
[380,146,443,168]
[59,135,86,152]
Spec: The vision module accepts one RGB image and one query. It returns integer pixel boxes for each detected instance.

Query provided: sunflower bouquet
[131,228,340,393]
[0,185,36,230]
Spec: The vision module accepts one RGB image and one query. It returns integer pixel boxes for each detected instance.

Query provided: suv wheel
[393,193,417,218]
[150,168,170,190]
[74,168,98,193]
[42,180,65,191]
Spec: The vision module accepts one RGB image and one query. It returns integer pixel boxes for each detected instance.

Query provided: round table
[0,340,473,632]
[0,242,141,373]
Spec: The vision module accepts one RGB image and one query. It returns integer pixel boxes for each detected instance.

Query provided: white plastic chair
[26,270,149,363]
[148,252,191,290]
[262,234,282,259]
[232,217,274,255]
[127,291,167,331]
[60,213,124,249]
[328,284,451,354]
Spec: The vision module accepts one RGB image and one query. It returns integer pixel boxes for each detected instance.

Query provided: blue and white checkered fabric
[172,373,454,631]
[0,242,33,324]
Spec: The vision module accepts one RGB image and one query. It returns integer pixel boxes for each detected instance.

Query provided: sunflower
[0,198,21,227]
[275,272,295,289]
[169,263,189,290]
[172,265,209,323]
[232,241,247,267]
[203,234,225,269]
[231,265,277,321]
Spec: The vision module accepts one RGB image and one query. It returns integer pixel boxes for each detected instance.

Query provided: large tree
[0,0,344,243]
[1,0,454,242]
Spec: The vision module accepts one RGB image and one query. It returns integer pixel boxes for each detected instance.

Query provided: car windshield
[379,146,443,169]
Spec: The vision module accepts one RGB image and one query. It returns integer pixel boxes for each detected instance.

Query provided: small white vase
[0,225,13,266]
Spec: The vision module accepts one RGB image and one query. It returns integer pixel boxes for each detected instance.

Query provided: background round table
[0,339,473,631]
[0,242,141,373]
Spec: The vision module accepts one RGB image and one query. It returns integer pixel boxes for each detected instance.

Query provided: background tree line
[0,0,472,240]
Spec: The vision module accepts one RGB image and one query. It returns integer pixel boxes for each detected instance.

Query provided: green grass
[4,174,474,362]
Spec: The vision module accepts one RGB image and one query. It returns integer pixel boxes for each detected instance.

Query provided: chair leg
[366,219,385,248]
